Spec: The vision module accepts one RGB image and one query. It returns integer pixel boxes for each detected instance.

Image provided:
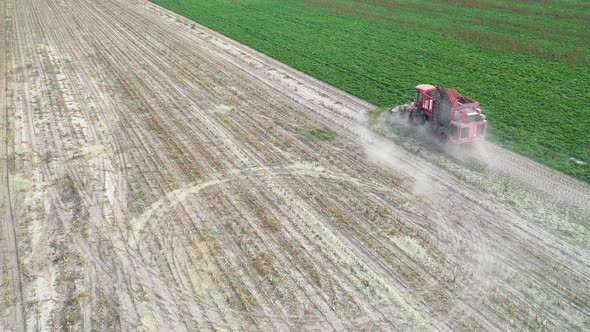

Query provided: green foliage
[300,127,337,141]
[151,0,590,182]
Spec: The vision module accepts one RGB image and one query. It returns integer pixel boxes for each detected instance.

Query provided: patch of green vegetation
[150,0,590,182]
[390,236,433,266]
[10,176,33,193]
[299,127,337,141]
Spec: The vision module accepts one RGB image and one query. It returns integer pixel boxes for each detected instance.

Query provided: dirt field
[1,0,589,330]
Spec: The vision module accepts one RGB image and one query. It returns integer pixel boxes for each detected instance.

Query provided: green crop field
[150,0,590,182]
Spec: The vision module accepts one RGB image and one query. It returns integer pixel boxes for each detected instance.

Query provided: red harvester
[392,84,487,143]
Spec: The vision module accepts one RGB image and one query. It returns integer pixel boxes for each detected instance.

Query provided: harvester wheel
[437,127,449,143]
[411,110,426,126]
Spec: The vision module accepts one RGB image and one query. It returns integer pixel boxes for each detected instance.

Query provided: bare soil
[1,0,589,330]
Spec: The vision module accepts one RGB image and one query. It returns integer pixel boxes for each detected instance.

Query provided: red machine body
[394,84,488,143]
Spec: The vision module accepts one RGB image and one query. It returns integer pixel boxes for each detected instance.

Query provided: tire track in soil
[0,1,26,330]
[12,1,173,330]
[11,0,112,329]
[29,0,231,328]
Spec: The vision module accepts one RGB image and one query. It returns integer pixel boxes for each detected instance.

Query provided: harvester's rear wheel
[411,110,426,126]
[437,127,449,143]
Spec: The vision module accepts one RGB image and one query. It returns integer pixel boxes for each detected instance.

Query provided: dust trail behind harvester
[355,111,437,197]
[354,110,505,324]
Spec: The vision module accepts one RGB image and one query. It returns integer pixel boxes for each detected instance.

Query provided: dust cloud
[355,111,435,197]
